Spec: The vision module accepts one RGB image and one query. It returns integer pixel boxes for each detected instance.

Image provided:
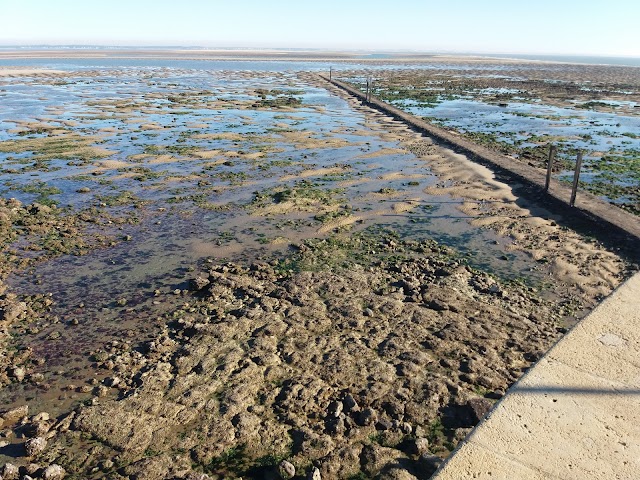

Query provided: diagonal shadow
[513,386,640,396]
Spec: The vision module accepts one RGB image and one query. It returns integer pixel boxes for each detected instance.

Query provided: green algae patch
[0,133,117,164]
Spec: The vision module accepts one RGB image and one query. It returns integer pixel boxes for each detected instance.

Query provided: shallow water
[0,65,566,421]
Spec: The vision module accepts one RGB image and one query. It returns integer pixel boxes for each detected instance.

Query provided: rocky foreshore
[1,233,573,479]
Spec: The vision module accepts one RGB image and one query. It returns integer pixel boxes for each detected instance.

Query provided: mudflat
[0,59,636,479]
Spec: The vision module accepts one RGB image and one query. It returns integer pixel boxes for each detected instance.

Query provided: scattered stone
[420,453,443,472]
[42,464,65,480]
[190,275,210,291]
[24,436,47,457]
[1,405,28,424]
[307,467,321,480]
[1,463,19,480]
[406,437,430,455]
[278,460,295,479]
[343,394,359,412]
[400,422,413,434]
[25,463,41,475]
[9,367,25,382]
[356,407,377,427]
[0,301,27,323]
[467,397,493,423]
[327,400,343,418]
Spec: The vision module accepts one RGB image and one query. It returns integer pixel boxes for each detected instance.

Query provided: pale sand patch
[276,130,360,150]
[316,215,363,234]
[269,236,290,245]
[412,140,625,298]
[82,146,118,158]
[392,201,420,213]
[357,148,407,159]
[0,68,65,76]
[244,152,265,160]
[97,159,134,170]
[123,118,146,124]
[192,150,222,159]
[201,159,228,169]
[252,199,335,217]
[98,127,118,134]
[379,172,424,181]
[140,123,164,131]
[337,178,371,188]
[280,167,348,182]
[186,123,209,129]
[193,132,244,141]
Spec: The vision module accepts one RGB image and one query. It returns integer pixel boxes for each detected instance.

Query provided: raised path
[432,271,640,479]
[318,74,640,258]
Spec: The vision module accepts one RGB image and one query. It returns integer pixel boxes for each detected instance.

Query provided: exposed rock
[307,467,321,480]
[377,468,419,480]
[24,436,47,457]
[420,453,443,473]
[356,407,378,427]
[467,397,493,423]
[360,444,404,477]
[0,301,27,323]
[9,367,25,382]
[405,437,430,456]
[190,275,210,291]
[1,463,19,480]
[0,405,29,424]
[278,460,295,479]
[32,412,50,422]
[42,464,66,480]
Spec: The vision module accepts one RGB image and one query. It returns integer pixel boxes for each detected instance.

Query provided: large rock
[1,405,28,424]
[1,463,19,480]
[24,436,47,457]
[0,301,27,323]
[42,465,66,480]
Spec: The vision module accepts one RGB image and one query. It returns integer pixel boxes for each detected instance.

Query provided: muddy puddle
[0,65,633,478]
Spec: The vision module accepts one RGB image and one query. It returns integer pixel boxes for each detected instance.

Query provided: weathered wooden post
[329,66,332,81]
[369,77,373,102]
[365,77,371,103]
[544,144,556,192]
[569,152,583,207]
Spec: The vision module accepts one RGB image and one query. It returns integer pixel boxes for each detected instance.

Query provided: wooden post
[369,77,373,102]
[329,66,332,81]
[544,144,556,192]
[570,152,583,207]
[365,77,370,103]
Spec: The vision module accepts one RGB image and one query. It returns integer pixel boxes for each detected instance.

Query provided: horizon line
[0,44,639,60]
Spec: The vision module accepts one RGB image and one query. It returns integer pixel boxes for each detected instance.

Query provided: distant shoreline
[0,48,638,68]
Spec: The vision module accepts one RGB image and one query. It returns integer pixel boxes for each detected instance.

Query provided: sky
[1,0,639,57]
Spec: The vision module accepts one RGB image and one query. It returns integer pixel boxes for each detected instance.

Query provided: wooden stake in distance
[570,151,583,207]
[329,66,332,81]
[545,144,556,192]
[365,77,371,102]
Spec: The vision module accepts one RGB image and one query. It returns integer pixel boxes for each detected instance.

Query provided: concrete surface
[432,272,640,480]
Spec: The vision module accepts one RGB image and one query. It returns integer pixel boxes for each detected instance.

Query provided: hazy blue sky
[2,0,638,57]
